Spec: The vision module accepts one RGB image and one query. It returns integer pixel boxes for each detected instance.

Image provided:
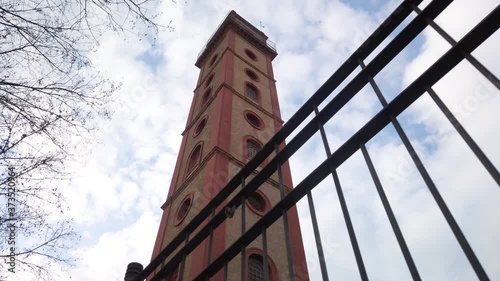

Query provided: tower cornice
[195,10,277,68]
[161,146,292,210]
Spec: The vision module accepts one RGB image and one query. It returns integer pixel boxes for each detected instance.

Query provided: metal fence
[129,0,499,280]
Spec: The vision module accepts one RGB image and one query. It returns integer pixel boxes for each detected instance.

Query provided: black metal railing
[129,0,499,280]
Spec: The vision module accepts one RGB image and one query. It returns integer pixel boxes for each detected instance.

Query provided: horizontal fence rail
[131,0,500,280]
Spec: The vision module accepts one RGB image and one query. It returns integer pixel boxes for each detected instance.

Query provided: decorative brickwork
[150,11,308,281]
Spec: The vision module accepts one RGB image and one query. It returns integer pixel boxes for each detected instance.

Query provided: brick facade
[150,11,308,281]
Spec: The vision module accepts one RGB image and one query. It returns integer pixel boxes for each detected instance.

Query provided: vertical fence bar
[300,110,330,281]
[127,3,500,281]
[240,177,247,281]
[205,206,216,281]
[358,58,490,280]
[207,206,216,264]
[275,143,287,200]
[360,143,421,280]
[410,4,500,90]
[223,261,228,281]
[391,116,490,280]
[240,245,246,281]
[359,58,423,278]
[262,226,270,281]
[306,189,330,281]
[313,105,369,281]
[275,143,296,281]
[426,87,500,186]
[358,60,388,107]
[178,232,190,281]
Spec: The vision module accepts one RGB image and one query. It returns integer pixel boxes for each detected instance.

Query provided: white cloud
[64,212,159,281]
[25,0,498,280]
[289,1,499,280]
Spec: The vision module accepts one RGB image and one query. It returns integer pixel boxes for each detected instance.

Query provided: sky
[10,0,500,280]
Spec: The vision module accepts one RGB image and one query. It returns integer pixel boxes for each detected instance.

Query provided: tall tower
[150,11,309,281]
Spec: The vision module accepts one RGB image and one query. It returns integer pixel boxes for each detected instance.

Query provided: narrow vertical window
[202,88,211,105]
[205,73,214,87]
[248,254,264,281]
[187,144,202,174]
[246,250,276,281]
[209,54,218,67]
[247,139,261,161]
[246,84,258,102]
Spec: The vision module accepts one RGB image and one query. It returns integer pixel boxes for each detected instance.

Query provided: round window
[246,190,268,215]
[175,195,193,225]
[194,117,207,137]
[245,112,264,129]
[245,69,259,81]
[245,49,257,61]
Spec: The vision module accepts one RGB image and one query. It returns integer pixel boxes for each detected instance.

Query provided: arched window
[187,144,202,174]
[248,254,274,281]
[246,84,259,102]
[209,54,218,67]
[248,254,264,281]
[247,139,261,161]
[246,249,278,281]
[201,88,211,105]
[205,73,214,87]
[245,69,259,81]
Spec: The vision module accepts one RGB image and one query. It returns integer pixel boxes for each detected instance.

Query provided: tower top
[195,10,277,67]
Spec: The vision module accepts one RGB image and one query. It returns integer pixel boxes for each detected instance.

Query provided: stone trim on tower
[150,10,309,281]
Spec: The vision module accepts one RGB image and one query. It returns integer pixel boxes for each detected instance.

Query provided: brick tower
[150,11,309,281]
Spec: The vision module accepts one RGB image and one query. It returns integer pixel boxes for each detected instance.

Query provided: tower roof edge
[195,11,277,68]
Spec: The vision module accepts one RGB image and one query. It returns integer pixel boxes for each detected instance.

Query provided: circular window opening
[205,73,214,87]
[245,69,259,81]
[202,88,211,105]
[175,195,193,225]
[194,117,207,137]
[209,54,218,67]
[247,191,267,214]
[245,49,257,61]
[245,112,264,129]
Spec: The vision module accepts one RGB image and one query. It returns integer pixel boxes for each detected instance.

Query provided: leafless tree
[0,0,169,279]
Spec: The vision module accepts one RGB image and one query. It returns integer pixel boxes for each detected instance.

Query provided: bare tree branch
[0,0,169,279]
